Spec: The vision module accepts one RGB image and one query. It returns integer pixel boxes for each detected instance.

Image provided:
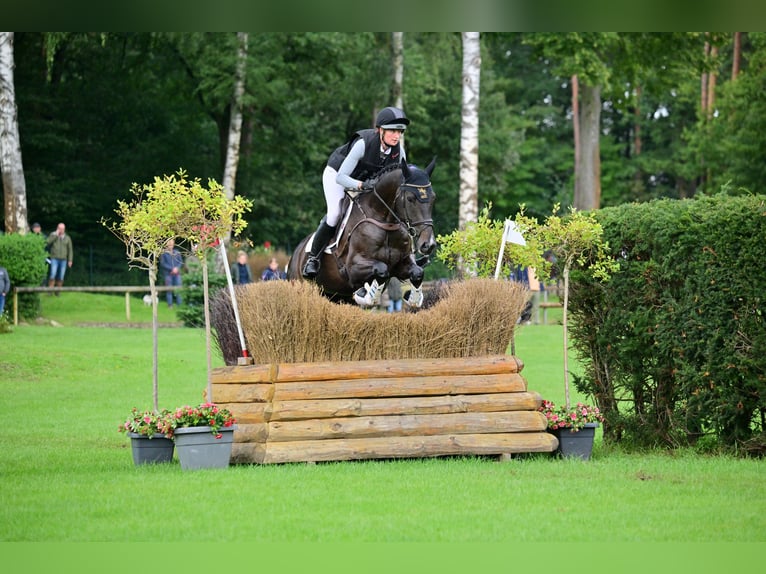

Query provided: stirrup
[353,279,381,307]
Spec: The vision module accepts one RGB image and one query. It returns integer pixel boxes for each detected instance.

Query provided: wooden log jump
[211,355,558,464]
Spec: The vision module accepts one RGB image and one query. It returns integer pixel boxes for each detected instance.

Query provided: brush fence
[211,355,558,464]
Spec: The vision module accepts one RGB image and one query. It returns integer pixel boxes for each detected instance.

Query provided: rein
[354,180,433,239]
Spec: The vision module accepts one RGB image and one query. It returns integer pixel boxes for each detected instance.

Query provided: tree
[0,32,28,234]
[222,32,247,206]
[392,32,404,109]
[103,170,251,410]
[523,33,620,211]
[533,206,617,409]
[459,32,480,233]
[218,32,248,272]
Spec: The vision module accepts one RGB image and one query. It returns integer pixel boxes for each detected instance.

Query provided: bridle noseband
[347,174,435,256]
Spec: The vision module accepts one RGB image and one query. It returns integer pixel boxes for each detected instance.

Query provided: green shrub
[569,193,766,453]
[0,233,48,319]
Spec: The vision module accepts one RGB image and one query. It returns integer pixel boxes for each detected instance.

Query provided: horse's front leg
[396,255,426,308]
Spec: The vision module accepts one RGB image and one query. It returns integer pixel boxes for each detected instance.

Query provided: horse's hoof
[404,286,424,308]
[353,280,381,307]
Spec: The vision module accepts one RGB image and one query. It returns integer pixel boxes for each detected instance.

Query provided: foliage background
[7,32,764,286]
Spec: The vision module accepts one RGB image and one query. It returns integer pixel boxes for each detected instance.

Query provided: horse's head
[398,157,437,259]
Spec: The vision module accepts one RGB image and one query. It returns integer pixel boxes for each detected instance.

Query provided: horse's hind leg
[349,260,389,307]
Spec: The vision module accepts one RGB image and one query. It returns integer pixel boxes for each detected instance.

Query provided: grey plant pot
[173,425,237,470]
[128,432,175,465]
[549,422,598,460]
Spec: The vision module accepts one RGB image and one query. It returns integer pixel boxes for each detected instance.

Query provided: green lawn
[1,294,764,555]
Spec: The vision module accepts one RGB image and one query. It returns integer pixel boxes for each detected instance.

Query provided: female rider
[302,106,410,278]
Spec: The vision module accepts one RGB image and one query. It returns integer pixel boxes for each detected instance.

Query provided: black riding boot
[302,219,337,279]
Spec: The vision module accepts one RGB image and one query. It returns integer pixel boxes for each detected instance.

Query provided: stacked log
[211,355,558,464]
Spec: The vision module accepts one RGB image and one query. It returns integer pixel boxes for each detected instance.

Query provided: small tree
[533,205,618,409]
[436,203,548,279]
[103,169,251,411]
[176,178,251,401]
[437,203,617,409]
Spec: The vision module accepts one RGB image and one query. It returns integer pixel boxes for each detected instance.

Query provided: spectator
[230,250,253,285]
[0,264,9,316]
[160,238,183,308]
[386,277,403,313]
[46,222,73,295]
[261,257,286,281]
[510,265,536,324]
[31,222,42,235]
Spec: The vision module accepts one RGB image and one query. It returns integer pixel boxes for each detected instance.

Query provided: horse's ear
[401,160,410,179]
[425,156,437,177]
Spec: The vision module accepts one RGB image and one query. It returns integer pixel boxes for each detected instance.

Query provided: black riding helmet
[375,106,410,131]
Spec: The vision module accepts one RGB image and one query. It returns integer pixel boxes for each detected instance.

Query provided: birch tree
[459,32,480,232]
[217,32,248,273]
[0,32,29,234]
[392,32,404,109]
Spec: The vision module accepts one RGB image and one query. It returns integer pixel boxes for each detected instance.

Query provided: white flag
[502,219,526,245]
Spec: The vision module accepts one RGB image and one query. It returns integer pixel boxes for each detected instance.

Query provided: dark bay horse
[287,158,437,307]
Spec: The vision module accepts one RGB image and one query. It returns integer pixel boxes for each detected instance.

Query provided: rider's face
[380,128,404,149]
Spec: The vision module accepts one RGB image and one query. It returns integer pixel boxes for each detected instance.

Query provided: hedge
[568,194,765,453]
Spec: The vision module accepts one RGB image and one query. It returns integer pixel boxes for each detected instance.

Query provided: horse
[287,158,437,308]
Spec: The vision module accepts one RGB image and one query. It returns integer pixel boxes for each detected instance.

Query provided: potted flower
[539,400,604,460]
[168,402,237,470]
[119,408,175,465]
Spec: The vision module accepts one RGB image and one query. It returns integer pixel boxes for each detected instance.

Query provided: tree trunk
[148,266,160,412]
[222,32,247,203]
[458,32,480,232]
[706,45,718,116]
[571,75,580,169]
[633,85,642,157]
[0,32,29,234]
[392,32,404,109]
[701,40,710,114]
[732,32,741,80]
[562,264,571,409]
[218,32,247,272]
[574,83,601,211]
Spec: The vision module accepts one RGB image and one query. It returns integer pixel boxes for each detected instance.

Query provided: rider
[302,106,409,279]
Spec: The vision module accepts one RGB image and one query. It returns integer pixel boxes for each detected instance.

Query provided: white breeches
[322,165,346,227]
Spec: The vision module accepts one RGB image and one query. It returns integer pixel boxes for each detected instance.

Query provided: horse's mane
[371,162,404,182]
[372,161,431,187]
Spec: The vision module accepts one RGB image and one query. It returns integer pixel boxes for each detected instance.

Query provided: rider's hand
[360,178,375,191]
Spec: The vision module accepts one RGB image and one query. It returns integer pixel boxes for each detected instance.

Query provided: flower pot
[128,432,175,465]
[173,425,237,470]
[550,422,598,460]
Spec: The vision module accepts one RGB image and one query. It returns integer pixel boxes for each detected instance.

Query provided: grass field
[1,293,764,557]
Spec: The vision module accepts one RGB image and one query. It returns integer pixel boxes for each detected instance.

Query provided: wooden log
[267,411,547,442]
[274,355,523,381]
[272,373,526,401]
[211,383,274,403]
[251,432,558,464]
[231,442,259,464]
[217,402,268,424]
[268,391,542,421]
[211,354,523,385]
[212,363,278,384]
[234,423,268,443]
